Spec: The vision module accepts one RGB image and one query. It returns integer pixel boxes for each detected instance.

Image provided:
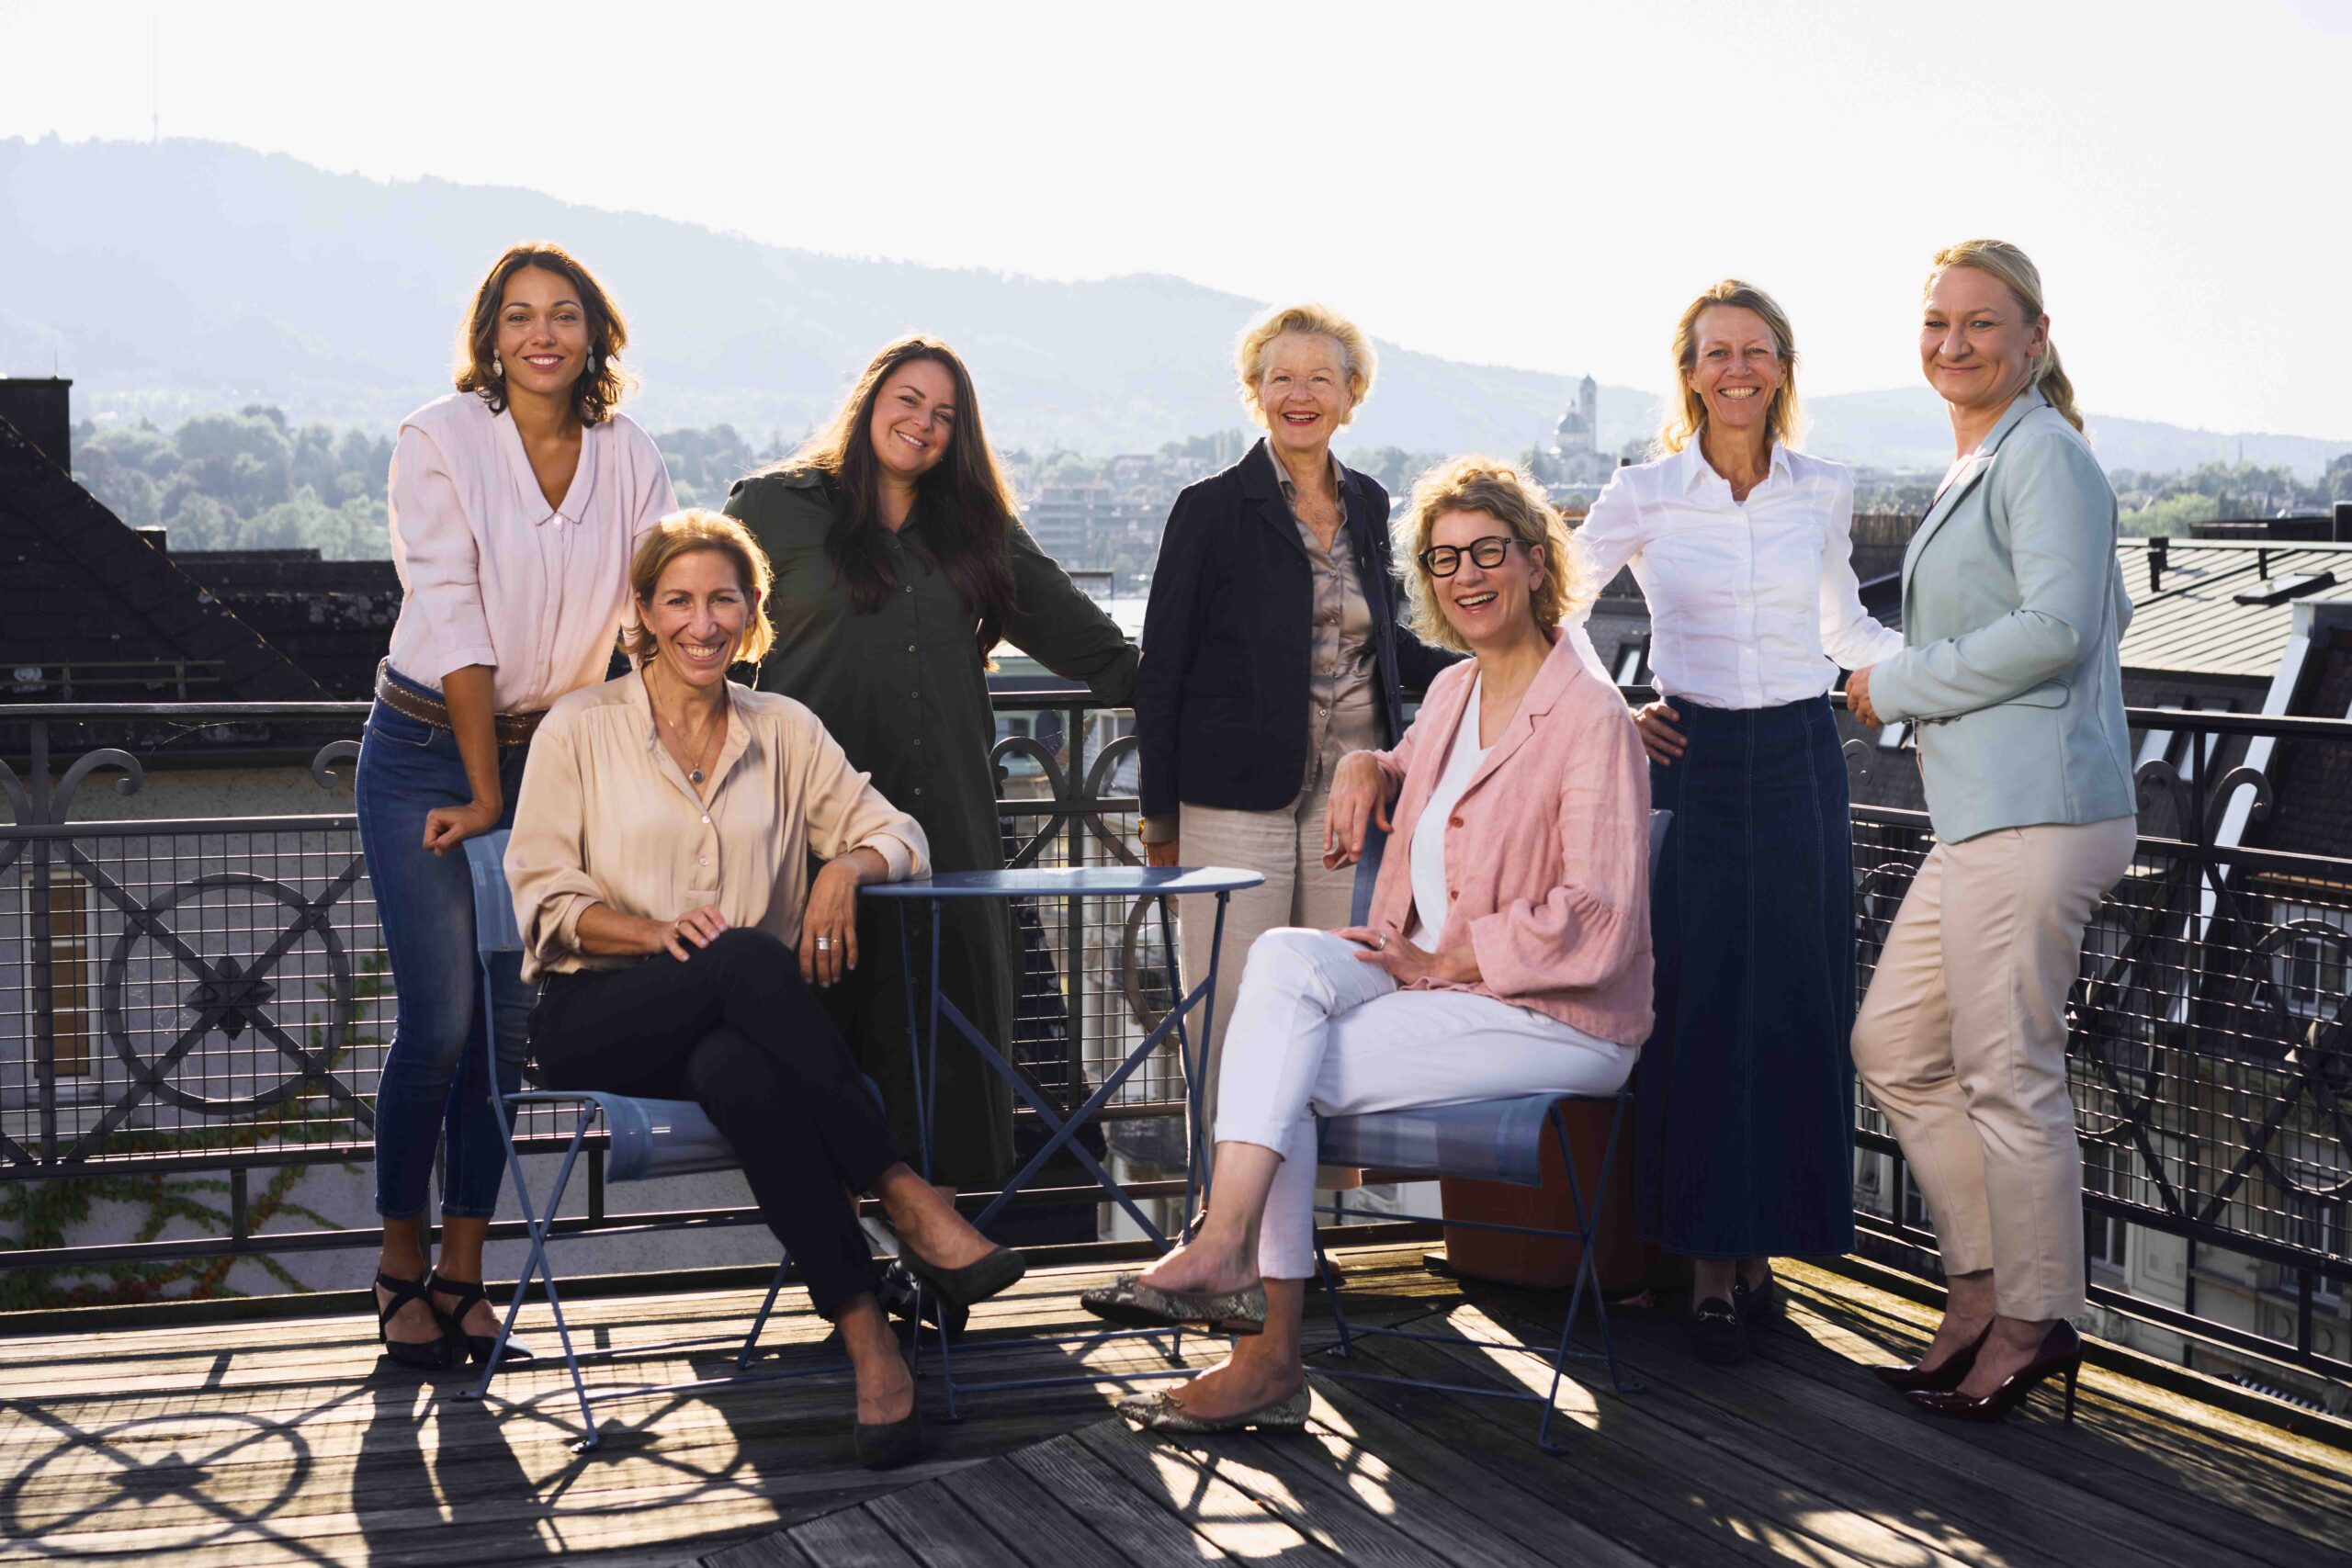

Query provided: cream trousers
[1850,816,2135,1320]
[1215,928,1635,1280]
[1177,786,1354,1138]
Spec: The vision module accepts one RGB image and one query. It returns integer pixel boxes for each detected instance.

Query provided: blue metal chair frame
[1305,811,1669,1452]
[454,830,862,1452]
[864,865,1261,1417]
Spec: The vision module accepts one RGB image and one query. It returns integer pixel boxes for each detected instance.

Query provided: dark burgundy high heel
[1870,1318,1994,1393]
[1906,1321,2082,1423]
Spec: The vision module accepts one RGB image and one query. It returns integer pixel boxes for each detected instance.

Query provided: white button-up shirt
[385,391,678,713]
[1572,441,1901,710]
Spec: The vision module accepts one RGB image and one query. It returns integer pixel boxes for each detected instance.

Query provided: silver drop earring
[492,353,503,378]
[585,348,597,375]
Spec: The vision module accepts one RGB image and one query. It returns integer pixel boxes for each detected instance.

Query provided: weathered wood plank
[935,1451,1147,1568]
[1008,1432,1227,1567]
[1342,1325,1939,1568]
[1296,1377,1657,1568]
[702,1533,816,1568]
[1069,1416,1386,1564]
[1463,1284,2290,1568]
[787,1506,926,1568]
[864,1485,1035,1568]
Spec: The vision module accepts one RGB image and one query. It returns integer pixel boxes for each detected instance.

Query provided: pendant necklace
[659,702,722,787]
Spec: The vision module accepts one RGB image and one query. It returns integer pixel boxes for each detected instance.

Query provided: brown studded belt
[373,660,546,747]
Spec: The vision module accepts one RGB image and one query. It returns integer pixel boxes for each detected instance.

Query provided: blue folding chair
[1308,808,1670,1451]
[454,830,848,1452]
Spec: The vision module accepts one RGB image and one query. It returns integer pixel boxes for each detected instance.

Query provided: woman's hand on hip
[1633,702,1687,766]
[422,796,502,856]
[1323,751,1393,870]
[800,859,864,987]
[660,905,729,962]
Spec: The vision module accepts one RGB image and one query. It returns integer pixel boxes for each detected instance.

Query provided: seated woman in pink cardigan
[1082,457,1654,1432]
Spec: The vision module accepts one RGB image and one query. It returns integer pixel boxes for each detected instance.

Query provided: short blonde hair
[1658,279,1802,456]
[623,509,776,666]
[1396,457,1594,654]
[1927,238,2083,434]
[1233,302,1375,428]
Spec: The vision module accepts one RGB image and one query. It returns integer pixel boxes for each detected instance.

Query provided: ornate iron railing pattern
[3,693,2347,1385]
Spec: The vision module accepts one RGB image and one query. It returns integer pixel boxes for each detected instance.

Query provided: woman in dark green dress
[725,336,1137,1192]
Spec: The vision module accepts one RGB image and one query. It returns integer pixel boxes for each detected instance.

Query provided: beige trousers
[1850,816,2135,1321]
[1177,784,1356,1144]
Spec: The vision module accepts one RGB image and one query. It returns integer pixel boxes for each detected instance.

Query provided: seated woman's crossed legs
[1095,927,1634,1425]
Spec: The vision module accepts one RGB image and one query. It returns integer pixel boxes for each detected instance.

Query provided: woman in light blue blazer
[1846,239,2136,1424]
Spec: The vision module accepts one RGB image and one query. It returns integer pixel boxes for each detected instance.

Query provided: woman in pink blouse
[1078,459,1652,1433]
[359,243,676,1372]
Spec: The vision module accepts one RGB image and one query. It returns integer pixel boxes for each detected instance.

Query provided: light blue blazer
[1869,387,2136,843]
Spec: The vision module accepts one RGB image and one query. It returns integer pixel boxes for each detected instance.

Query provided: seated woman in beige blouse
[506,509,1022,1469]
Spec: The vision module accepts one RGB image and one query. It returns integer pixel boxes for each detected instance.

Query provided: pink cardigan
[1366,630,1654,1047]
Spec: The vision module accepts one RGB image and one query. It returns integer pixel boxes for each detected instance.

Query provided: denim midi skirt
[1635,694,1859,1259]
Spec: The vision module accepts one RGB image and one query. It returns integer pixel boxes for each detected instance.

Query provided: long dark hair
[765,336,1017,652]
[452,242,632,426]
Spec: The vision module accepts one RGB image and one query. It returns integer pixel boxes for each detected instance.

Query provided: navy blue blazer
[1135,440,1458,822]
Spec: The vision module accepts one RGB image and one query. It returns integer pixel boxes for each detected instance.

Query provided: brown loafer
[1080,1272,1267,1336]
[1117,1385,1309,1433]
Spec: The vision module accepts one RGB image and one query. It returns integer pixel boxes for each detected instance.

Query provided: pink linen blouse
[1363,628,1654,1047]
[385,392,678,714]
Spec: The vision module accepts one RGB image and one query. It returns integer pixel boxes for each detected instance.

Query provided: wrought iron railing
[1844,704,2352,1382]
[3,691,2347,1390]
[0,693,1169,1303]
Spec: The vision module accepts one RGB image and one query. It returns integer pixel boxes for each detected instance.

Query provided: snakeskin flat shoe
[1079,1272,1267,1336]
[1116,1385,1311,1434]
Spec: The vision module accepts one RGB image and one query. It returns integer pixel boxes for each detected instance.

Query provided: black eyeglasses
[1419,536,1516,577]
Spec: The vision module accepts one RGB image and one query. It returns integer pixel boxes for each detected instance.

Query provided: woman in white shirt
[361,243,676,1372]
[1576,279,1901,1366]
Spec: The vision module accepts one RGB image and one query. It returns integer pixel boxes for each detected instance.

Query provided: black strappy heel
[426,1272,536,1367]
[375,1270,459,1371]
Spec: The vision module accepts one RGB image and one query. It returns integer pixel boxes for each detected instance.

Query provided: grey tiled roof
[2117,540,2352,679]
[0,417,322,704]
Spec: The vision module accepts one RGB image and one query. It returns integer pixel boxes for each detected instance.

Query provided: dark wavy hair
[764,336,1017,651]
[452,242,632,426]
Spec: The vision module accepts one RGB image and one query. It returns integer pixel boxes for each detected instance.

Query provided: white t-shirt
[1408,673,1489,953]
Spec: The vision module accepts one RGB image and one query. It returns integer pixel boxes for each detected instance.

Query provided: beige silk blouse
[1272,446,1381,799]
[505,671,929,984]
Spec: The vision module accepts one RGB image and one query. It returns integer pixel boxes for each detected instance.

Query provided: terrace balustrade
[1,692,2346,1386]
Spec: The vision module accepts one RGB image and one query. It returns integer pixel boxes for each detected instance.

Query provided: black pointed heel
[1906,1321,2082,1423]
[375,1270,458,1371]
[426,1271,535,1367]
[899,1240,1025,1311]
[1871,1318,1993,1393]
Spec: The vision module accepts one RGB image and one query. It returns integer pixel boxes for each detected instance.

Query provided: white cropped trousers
[1212,928,1637,1279]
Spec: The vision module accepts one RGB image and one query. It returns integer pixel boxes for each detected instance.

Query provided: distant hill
[1801,386,2350,479]
[0,137,1657,456]
[4,138,2345,477]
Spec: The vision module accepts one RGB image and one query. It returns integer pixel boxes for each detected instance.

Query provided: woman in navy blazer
[1136,303,1455,1142]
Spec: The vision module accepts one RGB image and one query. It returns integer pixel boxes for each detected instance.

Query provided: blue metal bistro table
[865,864,1262,1413]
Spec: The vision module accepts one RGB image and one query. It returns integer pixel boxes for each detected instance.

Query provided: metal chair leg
[736,1257,794,1371]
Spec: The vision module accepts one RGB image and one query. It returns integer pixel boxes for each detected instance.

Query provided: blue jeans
[357,682,532,1222]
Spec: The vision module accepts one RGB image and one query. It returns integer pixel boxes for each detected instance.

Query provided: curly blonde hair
[1233,302,1375,428]
[623,510,776,666]
[1396,457,1593,654]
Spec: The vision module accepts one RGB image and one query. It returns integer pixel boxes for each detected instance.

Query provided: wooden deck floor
[0,1248,2344,1566]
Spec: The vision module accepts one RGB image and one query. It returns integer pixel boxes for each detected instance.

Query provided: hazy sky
[4,0,2347,439]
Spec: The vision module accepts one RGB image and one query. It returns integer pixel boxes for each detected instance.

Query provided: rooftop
[1,1247,2341,1567]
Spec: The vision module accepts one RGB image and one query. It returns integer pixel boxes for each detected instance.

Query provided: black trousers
[530,928,906,1317]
